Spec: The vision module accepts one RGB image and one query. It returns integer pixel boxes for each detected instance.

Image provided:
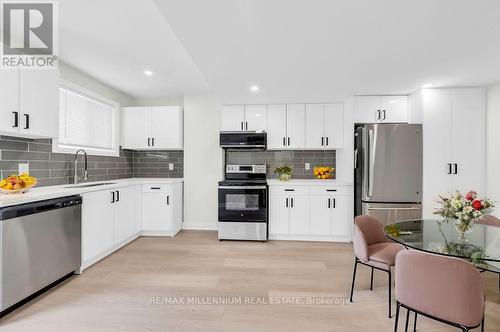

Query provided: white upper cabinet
[0,68,59,138]
[422,88,486,218]
[244,105,267,132]
[305,104,325,149]
[324,103,344,149]
[305,103,344,149]
[121,106,183,150]
[286,104,306,149]
[221,105,267,132]
[354,95,408,123]
[151,106,183,149]
[0,69,20,134]
[221,105,245,131]
[267,104,287,149]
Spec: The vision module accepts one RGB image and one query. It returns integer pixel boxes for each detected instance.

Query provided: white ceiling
[154,0,500,103]
[58,0,210,100]
[59,0,500,103]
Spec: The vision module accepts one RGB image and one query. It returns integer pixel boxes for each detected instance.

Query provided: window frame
[53,79,120,157]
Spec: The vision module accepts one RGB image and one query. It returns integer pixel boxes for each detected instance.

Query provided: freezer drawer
[362,203,422,226]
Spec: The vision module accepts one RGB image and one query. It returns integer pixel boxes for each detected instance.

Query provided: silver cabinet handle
[321,137,324,146]
[166,195,170,205]
[382,110,386,121]
[376,110,381,120]
[326,137,329,146]
[245,122,248,130]
[328,198,331,209]
[218,186,267,189]
[285,198,289,208]
[287,137,290,146]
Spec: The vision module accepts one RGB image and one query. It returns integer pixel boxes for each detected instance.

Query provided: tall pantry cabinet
[418,88,486,218]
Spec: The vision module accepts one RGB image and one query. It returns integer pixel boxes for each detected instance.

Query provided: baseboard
[182,221,217,231]
[141,230,173,237]
[269,234,352,243]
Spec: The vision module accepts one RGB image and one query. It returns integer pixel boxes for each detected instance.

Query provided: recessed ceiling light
[144,70,153,76]
[422,83,433,88]
[250,85,259,92]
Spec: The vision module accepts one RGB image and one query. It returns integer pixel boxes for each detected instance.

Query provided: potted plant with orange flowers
[434,190,494,243]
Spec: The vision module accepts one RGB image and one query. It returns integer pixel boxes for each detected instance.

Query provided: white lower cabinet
[269,183,353,242]
[141,183,183,236]
[81,182,183,270]
[82,186,141,268]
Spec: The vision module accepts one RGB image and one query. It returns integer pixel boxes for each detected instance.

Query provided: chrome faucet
[73,149,88,184]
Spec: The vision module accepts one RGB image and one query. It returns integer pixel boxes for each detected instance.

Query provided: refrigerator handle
[367,129,375,198]
[354,149,358,169]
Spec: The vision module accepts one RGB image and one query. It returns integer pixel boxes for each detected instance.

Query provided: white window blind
[59,88,114,151]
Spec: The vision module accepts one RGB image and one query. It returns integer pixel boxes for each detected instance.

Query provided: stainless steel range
[218,165,268,241]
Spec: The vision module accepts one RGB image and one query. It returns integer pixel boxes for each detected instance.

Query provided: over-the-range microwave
[219,132,267,150]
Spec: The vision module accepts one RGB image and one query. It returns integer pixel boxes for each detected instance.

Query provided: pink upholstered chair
[350,215,406,318]
[395,250,485,332]
[475,214,500,227]
[476,215,500,292]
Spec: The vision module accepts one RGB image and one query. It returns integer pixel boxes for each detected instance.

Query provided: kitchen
[0,0,499,331]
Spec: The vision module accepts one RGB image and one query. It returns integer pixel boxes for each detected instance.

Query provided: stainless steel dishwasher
[0,195,82,312]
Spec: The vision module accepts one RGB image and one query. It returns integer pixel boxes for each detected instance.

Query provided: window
[54,81,120,156]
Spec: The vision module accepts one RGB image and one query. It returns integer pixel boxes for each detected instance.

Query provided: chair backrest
[395,250,485,328]
[353,215,388,262]
[476,214,500,227]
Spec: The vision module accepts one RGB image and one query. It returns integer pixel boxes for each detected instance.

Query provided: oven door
[218,186,267,222]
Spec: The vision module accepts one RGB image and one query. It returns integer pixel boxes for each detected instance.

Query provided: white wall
[59,61,134,105]
[182,94,222,230]
[486,83,500,216]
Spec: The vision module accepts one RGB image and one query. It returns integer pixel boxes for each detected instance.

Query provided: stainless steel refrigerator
[354,124,423,226]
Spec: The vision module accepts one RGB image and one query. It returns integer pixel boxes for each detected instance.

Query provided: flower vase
[278,173,291,181]
[453,219,474,244]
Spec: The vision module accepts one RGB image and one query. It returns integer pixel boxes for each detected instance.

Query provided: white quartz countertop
[0,178,183,208]
[267,179,353,186]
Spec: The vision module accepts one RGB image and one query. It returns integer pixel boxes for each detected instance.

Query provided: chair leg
[370,267,374,290]
[404,309,410,332]
[481,316,485,332]
[413,312,417,332]
[388,269,392,318]
[394,301,401,332]
[350,259,358,303]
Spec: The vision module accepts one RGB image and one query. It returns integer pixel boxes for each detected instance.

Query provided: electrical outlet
[18,163,29,175]
[305,163,310,171]
[169,163,174,171]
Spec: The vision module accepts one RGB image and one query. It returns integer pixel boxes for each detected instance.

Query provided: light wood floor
[1,231,499,331]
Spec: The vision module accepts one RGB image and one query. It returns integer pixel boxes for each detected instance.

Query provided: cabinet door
[19,68,59,138]
[310,195,332,235]
[0,69,20,134]
[267,104,287,149]
[288,195,310,235]
[142,192,172,232]
[121,107,152,149]
[324,103,344,149]
[244,105,267,132]
[450,88,486,194]
[114,186,140,244]
[151,106,183,149]
[286,104,306,149]
[380,96,408,123]
[305,104,325,149]
[221,105,244,131]
[331,195,353,237]
[353,96,380,123]
[82,190,115,262]
[171,183,183,236]
[422,89,453,218]
[269,195,289,235]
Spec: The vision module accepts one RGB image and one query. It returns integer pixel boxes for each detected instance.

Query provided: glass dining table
[385,219,500,274]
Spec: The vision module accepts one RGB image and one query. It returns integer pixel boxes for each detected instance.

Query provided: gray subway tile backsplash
[0,136,183,187]
[226,150,336,179]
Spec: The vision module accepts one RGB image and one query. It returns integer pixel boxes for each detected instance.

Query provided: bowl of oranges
[0,174,37,194]
[313,167,334,180]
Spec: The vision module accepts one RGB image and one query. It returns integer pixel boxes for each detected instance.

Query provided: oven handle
[218,186,267,190]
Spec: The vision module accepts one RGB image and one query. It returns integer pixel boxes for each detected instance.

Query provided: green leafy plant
[274,165,293,175]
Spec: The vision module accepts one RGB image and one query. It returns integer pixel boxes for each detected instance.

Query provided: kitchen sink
[64,182,116,188]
